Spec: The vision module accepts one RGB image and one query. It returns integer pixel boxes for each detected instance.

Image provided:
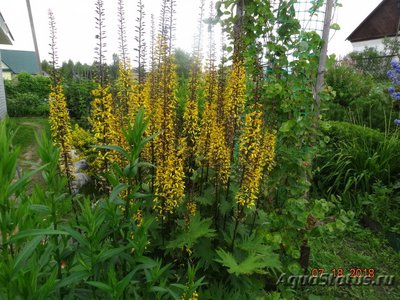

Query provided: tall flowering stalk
[47,10,74,193]
[89,0,118,175]
[153,44,185,217]
[223,60,246,147]
[235,109,276,208]
[135,0,147,108]
[113,0,139,166]
[152,2,185,218]
[182,0,205,177]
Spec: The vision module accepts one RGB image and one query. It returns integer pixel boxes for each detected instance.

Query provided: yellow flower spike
[223,60,246,146]
[151,40,185,217]
[89,84,120,173]
[48,82,74,178]
[236,109,277,208]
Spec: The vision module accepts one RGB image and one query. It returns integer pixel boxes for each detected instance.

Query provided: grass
[9,117,49,188]
[11,117,49,150]
[297,225,400,299]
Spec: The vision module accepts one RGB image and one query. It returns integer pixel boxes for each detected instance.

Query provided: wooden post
[26,0,42,74]
[314,0,334,121]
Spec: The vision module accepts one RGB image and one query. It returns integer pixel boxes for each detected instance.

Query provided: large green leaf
[10,229,69,242]
[215,249,280,276]
[166,215,215,249]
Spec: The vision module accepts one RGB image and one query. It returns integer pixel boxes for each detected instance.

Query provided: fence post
[314,0,334,122]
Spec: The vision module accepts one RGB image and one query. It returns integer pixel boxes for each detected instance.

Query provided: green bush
[323,66,395,131]
[7,93,49,116]
[315,121,400,218]
[63,79,96,125]
[5,72,51,117]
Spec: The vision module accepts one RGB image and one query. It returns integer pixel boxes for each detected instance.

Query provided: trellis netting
[295,0,327,36]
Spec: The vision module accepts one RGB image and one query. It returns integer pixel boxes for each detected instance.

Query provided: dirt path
[17,122,46,189]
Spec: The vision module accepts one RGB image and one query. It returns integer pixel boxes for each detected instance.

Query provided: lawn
[9,117,49,188]
[297,225,400,299]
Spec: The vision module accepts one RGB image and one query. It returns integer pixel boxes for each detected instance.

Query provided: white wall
[0,51,7,119]
[351,36,398,53]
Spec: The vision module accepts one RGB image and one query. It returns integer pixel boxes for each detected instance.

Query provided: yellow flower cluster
[133,209,143,227]
[89,84,119,172]
[153,153,185,217]
[48,83,73,177]
[186,200,197,219]
[197,101,231,183]
[208,117,231,184]
[140,75,156,163]
[115,62,139,127]
[262,130,277,173]
[113,63,140,165]
[70,124,96,160]
[152,53,185,216]
[196,102,213,162]
[235,110,276,208]
[223,60,246,145]
[181,290,199,300]
[183,99,199,150]
[204,68,218,105]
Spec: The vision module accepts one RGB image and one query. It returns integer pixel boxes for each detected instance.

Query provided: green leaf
[93,145,130,160]
[96,246,129,263]
[13,236,42,273]
[86,281,113,294]
[279,120,296,133]
[10,229,69,242]
[59,226,90,249]
[166,215,215,249]
[29,204,51,214]
[330,23,340,30]
[8,163,48,197]
[215,249,281,276]
[110,183,128,201]
[116,270,136,296]
[56,271,90,289]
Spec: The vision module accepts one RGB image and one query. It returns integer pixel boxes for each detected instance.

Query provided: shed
[0,49,40,80]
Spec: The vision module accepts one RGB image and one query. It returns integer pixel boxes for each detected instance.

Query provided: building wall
[351,36,398,53]
[0,51,7,119]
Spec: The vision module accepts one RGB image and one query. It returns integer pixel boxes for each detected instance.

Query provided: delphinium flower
[387,60,400,100]
[387,60,400,125]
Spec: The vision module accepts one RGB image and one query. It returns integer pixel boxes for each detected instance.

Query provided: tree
[174,48,193,79]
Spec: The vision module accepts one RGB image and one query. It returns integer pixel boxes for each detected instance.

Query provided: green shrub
[63,79,96,125]
[315,121,400,216]
[5,72,51,117]
[324,66,395,131]
[7,93,49,117]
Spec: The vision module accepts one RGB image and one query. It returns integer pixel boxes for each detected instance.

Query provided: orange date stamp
[311,268,376,278]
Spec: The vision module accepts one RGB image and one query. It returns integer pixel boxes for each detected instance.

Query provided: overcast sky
[0,0,383,64]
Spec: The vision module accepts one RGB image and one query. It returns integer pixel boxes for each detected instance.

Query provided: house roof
[0,49,40,75]
[0,12,13,45]
[347,0,400,42]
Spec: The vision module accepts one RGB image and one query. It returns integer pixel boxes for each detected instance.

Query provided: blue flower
[394,119,400,125]
[391,60,399,68]
[388,86,395,93]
